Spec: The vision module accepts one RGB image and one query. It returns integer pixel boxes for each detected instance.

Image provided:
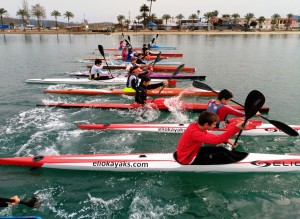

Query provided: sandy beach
[1,29,300,35]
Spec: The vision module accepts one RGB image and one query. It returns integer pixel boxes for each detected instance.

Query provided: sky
[1,0,300,23]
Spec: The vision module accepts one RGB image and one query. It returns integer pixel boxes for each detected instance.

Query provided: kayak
[105,46,176,51]
[78,120,300,136]
[70,72,205,80]
[43,88,217,97]
[84,55,169,61]
[87,65,196,72]
[25,77,165,86]
[37,98,270,113]
[1,152,300,172]
[110,53,183,58]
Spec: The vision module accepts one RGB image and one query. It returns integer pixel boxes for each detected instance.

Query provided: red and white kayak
[84,55,169,61]
[70,71,205,80]
[110,52,183,57]
[37,98,270,113]
[87,65,196,72]
[44,88,217,97]
[78,119,300,136]
[25,77,165,86]
[1,152,300,172]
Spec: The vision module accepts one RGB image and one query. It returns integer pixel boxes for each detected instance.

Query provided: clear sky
[1,0,300,23]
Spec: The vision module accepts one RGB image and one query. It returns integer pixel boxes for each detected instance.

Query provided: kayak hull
[78,122,300,136]
[25,77,164,86]
[1,152,300,172]
[44,88,217,97]
[37,99,270,113]
[87,65,196,72]
[70,72,205,80]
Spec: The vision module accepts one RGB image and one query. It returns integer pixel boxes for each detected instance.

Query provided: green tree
[64,11,74,29]
[257,16,265,31]
[50,10,61,30]
[204,12,213,31]
[231,13,240,26]
[124,19,130,30]
[147,0,156,22]
[189,13,198,30]
[161,14,171,30]
[244,13,255,26]
[136,15,142,26]
[140,4,149,28]
[16,9,29,31]
[285,13,293,31]
[271,13,280,30]
[175,14,184,30]
[117,15,125,31]
[31,4,46,31]
[0,8,8,31]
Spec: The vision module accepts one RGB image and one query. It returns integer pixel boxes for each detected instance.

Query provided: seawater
[0,33,300,218]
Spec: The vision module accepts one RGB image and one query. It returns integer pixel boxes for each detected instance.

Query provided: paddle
[155,34,158,45]
[0,195,39,208]
[140,64,184,117]
[149,51,161,68]
[192,81,299,136]
[98,44,113,77]
[234,90,265,144]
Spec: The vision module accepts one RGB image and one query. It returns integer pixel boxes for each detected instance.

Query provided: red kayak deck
[87,65,196,72]
[84,56,169,61]
[37,98,270,113]
[43,88,217,97]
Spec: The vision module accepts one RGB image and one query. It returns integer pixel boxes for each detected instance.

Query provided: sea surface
[0,33,300,218]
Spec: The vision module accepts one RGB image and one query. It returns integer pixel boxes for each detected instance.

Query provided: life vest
[126,74,139,88]
[207,100,224,114]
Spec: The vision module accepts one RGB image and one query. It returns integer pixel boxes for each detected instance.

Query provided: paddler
[124,66,150,93]
[176,111,245,165]
[89,59,113,80]
[207,89,261,128]
[135,75,168,105]
[0,195,20,207]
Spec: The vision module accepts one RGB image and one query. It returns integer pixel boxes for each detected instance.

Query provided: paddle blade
[173,64,185,77]
[128,36,131,43]
[98,45,105,57]
[244,90,265,119]
[192,81,216,93]
[20,195,40,208]
[125,39,131,47]
[151,37,155,44]
[153,52,161,67]
[265,118,299,136]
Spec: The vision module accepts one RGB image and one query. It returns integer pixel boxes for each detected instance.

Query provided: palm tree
[16,9,29,31]
[147,0,156,22]
[257,16,266,31]
[50,10,61,30]
[285,13,293,31]
[175,14,184,30]
[31,4,46,31]
[124,19,130,30]
[0,8,8,31]
[161,14,171,30]
[21,0,30,25]
[271,13,280,30]
[244,13,255,26]
[140,4,149,28]
[64,11,74,29]
[189,14,198,30]
[136,15,142,26]
[231,13,240,26]
[204,12,213,31]
[117,15,125,31]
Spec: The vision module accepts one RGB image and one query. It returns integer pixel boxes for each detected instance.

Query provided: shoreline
[1,29,300,35]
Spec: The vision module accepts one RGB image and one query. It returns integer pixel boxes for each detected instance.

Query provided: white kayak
[1,152,300,172]
[25,77,165,86]
[78,121,300,136]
